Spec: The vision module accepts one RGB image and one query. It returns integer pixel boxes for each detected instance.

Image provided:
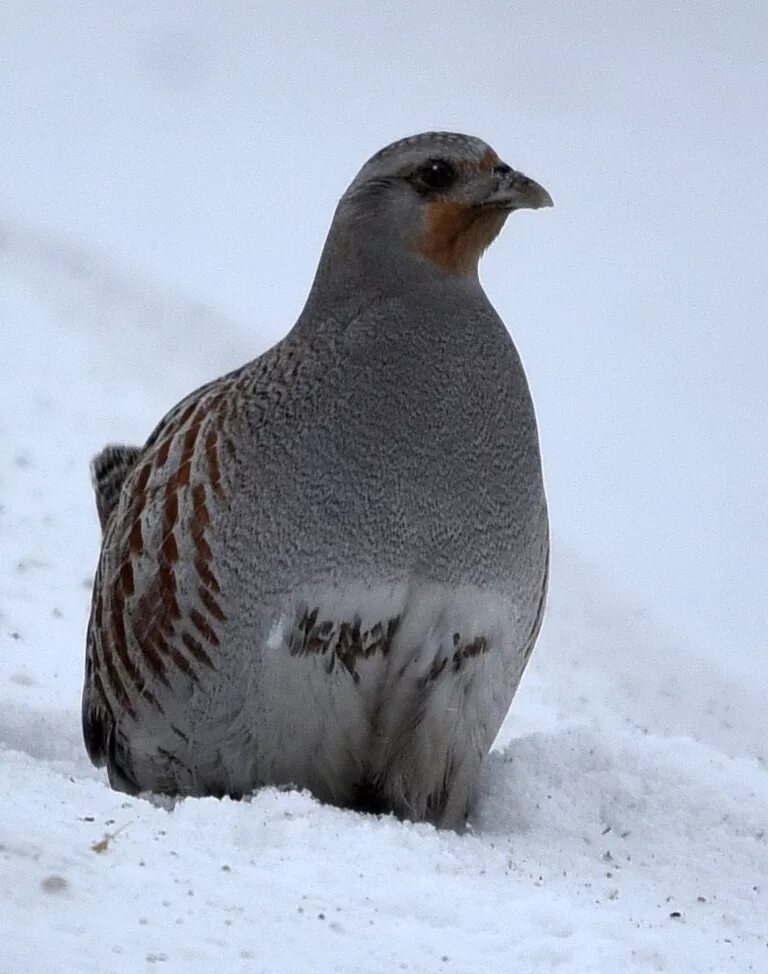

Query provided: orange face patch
[479,147,501,169]
[413,200,507,275]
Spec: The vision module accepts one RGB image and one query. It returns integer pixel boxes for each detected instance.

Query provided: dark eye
[413,158,456,192]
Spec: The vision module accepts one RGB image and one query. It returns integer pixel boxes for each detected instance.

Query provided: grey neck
[292,201,486,337]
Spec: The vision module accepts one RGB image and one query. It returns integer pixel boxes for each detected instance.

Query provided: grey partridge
[83,131,552,828]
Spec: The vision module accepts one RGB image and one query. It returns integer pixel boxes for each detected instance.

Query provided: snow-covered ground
[1,225,766,973]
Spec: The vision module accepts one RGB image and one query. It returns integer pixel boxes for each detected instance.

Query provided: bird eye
[413,158,457,192]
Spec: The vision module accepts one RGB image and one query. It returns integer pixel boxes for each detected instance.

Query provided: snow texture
[1,226,766,974]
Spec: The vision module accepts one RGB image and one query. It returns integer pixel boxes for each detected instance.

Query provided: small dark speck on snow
[41,874,68,893]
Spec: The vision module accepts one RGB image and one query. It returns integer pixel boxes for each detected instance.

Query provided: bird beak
[481,168,554,211]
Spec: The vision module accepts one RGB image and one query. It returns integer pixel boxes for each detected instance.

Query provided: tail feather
[90,443,142,531]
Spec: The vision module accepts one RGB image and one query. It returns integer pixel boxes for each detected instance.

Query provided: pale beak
[482,166,553,211]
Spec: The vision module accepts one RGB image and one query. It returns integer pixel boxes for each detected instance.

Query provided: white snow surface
[1,228,766,973]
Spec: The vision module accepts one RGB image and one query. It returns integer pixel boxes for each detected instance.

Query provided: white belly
[240,578,530,827]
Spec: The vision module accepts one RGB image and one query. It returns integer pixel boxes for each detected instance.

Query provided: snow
[2,4,767,971]
[2,225,766,974]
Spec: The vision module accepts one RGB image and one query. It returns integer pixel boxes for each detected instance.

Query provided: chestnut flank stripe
[205,430,223,496]
[134,463,152,493]
[162,532,179,564]
[189,608,220,648]
[194,555,221,594]
[129,518,144,555]
[120,559,135,597]
[151,630,198,681]
[199,585,226,622]
[155,436,173,468]
[181,630,215,669]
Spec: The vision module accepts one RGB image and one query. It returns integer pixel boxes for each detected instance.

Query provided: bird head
[338,132,553,278]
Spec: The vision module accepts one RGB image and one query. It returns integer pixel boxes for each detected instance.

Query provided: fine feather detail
[90,444,142,532]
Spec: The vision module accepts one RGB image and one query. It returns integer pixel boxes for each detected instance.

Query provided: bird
[83,131,552,829]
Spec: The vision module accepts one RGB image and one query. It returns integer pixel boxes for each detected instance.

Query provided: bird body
[84,132,551,827]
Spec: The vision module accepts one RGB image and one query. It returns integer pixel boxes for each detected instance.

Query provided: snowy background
[1,3,766,972]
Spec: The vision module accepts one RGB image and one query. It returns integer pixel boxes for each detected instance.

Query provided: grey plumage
[90,444,142,531]
[83,132,552,828]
